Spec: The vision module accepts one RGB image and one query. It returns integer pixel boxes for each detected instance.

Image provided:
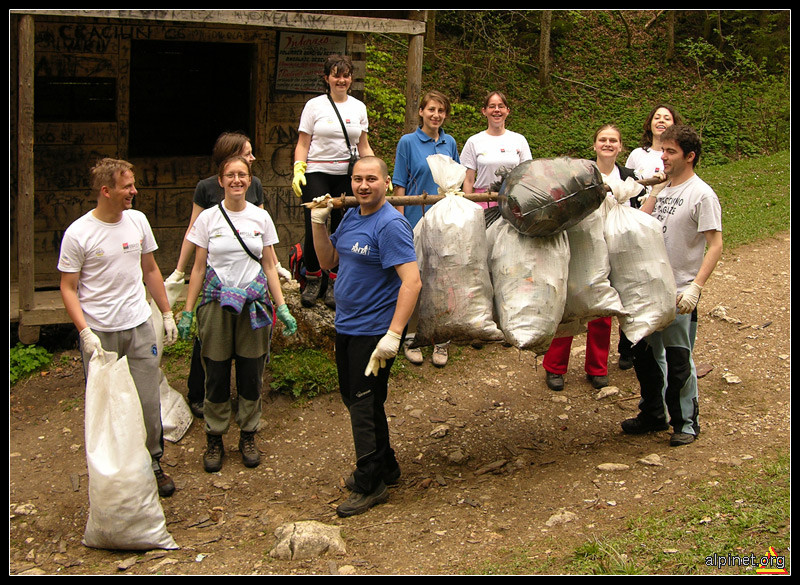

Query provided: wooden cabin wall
[15,15,365,289]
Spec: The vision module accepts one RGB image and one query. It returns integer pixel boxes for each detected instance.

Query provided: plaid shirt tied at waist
[199,266,274,330]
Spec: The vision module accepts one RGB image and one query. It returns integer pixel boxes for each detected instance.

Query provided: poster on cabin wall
[275,31,347,93]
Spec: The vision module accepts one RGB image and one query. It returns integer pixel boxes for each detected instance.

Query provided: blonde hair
[90,158,133,193]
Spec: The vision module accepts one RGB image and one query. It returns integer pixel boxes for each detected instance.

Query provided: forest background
[362,10,790,173]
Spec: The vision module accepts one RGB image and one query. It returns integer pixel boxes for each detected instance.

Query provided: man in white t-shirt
[622,126,723,447]
[58,158,179,496]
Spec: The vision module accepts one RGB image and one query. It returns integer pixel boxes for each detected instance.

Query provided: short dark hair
[661,125,702,168]
[212,132,251,167]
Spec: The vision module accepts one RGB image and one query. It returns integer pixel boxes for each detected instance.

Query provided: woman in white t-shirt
[292,54,374,309]
[179,156,297,473]
[461,91,532,208]
[625,104,682,183]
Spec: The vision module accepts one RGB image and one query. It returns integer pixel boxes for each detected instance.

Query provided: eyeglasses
[223,172,250,180]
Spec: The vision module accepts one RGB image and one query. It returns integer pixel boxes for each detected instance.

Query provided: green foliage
[267,348,338,401]
[364,10,790,170]
[10,342,53,385]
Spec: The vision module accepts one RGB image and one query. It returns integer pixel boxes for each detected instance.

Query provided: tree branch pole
[302,176,666,210]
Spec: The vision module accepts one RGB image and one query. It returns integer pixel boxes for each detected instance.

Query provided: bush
[268,348,338,400]
[10,342,53,385]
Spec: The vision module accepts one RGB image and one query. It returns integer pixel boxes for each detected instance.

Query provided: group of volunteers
[58,53,722,519]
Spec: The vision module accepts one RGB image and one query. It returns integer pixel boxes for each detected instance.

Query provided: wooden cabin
[10,10,427,343]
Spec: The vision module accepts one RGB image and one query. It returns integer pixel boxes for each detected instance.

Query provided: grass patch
[698,150,790,249]
[267,347,339,401]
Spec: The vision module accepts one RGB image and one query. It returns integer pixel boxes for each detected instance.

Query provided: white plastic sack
[604,178,676,344]
[83,350,178,551]
[487,218,570,353]
[413,155,504,346]
[560,207,627,326]
[149,280,192,442]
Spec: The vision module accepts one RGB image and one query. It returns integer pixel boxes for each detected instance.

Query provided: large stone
[270,520,346,561]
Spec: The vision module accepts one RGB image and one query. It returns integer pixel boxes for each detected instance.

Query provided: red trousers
[543,316,612,376]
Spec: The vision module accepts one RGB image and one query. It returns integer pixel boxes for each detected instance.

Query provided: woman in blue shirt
[392,90,460,367]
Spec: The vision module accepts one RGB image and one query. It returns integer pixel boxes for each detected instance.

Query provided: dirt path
[9,232,790,575]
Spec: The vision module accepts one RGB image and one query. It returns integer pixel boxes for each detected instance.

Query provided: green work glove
[276,304,297,336]
[177,310,194,339]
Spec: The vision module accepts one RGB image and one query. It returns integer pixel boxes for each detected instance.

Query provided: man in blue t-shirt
[310,156,421,518]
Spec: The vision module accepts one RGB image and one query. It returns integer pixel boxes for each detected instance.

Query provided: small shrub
[10,342,53,385]
[268,348,338,400]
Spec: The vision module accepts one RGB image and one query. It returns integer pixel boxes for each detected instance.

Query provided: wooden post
[17,14,39,344]
[404,10,426,135]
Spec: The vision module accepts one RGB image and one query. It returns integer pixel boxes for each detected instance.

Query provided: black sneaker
[324,276,336,310]
[586,374,609,389]
[545,371,564,391]
[203,434,225,473]
[345,466,401,491]
[336,482,389,518]
[618,355,634,370]
[670,432,696,447]
[154,463,175,498]
[239,430,261,468]
[189,400,204,418]
[621,417,670,435]
[301,273,323,307]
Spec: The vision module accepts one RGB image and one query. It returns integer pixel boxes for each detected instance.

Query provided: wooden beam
[404,11,426,135]
[9,9,427,35]
[17,15,35,313]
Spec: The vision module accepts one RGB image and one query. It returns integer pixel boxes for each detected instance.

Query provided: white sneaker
[432,343,449,367]
[403,341,423,365]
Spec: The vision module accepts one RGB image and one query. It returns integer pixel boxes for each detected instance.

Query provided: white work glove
[609,176,642,205]
[162,311,178,345]
[310,194,333,225]
[677,281,703,314]
[364,330,402,377]
[165,269,185,284]
[79,327,103,356]
[275,262,292,282]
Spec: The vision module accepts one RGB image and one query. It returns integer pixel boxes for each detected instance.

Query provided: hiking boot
[345,466,401,491]
[153,463,175,498]
[545,371,564,392]
[301,271,323,307]
[403,341,423,365]
[621,416,669,435]
[586,374,609,389]
[324,273,336,310]
[189,400,204,418]
[203,434,225,473]
[431,343,449,367]
[239,430,261,468]
[670,432,697,447]
[336,482,389,518]
[618,354,634,370]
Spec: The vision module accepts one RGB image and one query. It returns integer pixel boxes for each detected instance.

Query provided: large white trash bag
[83,350,178,550]
[413,155,504,346]
[487,217,570,354]
[604,177,676,344]
[560,206,627,328]
[149,280,192,443]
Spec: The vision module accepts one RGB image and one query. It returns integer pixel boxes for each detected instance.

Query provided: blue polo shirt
[392,128,460,228]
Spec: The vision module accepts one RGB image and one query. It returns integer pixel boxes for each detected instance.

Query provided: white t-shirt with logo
[298,94,369,175]
[460,130,532,190]
[188,201,278,289]
[57,209,157,332]
[651,174,722,293]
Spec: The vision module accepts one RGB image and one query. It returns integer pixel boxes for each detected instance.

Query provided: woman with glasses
[179,155,297,473]
[460,91,532,207]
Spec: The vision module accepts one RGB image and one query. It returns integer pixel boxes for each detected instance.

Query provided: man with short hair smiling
[622,125,723,447]
[59,158,178,496]
[310,156,421,517]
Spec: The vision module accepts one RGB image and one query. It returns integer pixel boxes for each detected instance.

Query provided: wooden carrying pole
[302,176,666,210]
